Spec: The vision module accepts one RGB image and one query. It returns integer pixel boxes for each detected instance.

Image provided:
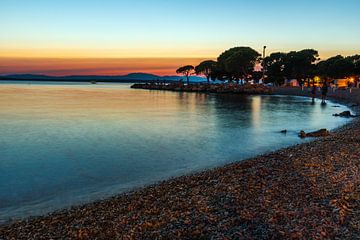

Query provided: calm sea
[0,82,352,222]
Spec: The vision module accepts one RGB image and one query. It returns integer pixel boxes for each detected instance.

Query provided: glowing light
[314,76,321,82]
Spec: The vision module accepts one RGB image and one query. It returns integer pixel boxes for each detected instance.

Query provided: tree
[283,49,319,86]
[347,55,360,76]
[251,71,263,83]
[217,47,261,83]
[195,60,217,83]
[262,52,287,86]
[176,65,195,85]
[317,55,354,80]
[210,62,228,82]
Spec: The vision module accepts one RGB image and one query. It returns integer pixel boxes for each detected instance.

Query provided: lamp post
[263,46,266,59]
[262,46,267,83]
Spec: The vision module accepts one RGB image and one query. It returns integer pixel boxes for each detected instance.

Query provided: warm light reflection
[251,96,262,129]
[0,85,211,122]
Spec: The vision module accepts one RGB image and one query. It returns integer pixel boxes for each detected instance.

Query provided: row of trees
[176,47,260,85]
[264,50,360,85]
[176,46,360,86]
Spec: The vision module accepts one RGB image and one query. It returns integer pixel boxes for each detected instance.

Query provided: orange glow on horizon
[0,46,219,76]
[1,48,358,76]
[0,57,211,76]
[0,47,220,59]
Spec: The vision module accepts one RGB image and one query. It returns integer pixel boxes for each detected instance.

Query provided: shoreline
[131,82,272,94]
[1,87,359,239]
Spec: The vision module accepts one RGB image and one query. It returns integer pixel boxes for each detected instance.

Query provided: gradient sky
[1,0,359,76]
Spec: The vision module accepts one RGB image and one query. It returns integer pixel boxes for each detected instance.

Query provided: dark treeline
[177,47,360,86]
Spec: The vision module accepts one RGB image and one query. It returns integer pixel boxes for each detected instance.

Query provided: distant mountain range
[0,73,207,83]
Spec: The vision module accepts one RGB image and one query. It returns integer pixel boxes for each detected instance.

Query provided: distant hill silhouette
[0,73,207,83]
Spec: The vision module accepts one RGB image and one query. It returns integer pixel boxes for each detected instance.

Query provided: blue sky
[1,0,359,57]
[0,0,359,75]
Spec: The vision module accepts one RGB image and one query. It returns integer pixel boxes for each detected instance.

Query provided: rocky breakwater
[131,82,272,94]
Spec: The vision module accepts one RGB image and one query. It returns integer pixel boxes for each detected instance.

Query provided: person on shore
[321,82,328,104]
[311,84,316,104]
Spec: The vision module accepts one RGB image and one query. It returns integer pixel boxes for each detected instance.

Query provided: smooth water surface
[0,82,352,222]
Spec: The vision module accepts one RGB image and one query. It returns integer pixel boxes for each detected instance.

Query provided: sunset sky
[1,0,359,76]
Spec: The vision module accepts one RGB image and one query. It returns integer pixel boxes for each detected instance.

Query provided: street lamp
[262,46,267,83]
[263,46,267,59]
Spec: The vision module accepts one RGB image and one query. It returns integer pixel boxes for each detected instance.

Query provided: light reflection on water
[0,82,352,221]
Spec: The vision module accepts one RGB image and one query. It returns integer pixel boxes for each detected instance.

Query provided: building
[334,78,355,88]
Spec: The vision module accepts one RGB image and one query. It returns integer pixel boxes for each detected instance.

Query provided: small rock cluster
[333,111,357,118]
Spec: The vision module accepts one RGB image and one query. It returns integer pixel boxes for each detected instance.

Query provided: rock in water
[333,111,355,117]
[299,129,330,138]
[299,130,307,138]
[306,129,330,137]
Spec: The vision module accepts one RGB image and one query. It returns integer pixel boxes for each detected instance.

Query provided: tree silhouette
[347,55,360,76]
[217,47,260,84]
[175,47,360,87]
[317,55,354,80]
[262,52,287,86]
[283,49,319,86]
[195,60,217,83]
[176,65,195,85]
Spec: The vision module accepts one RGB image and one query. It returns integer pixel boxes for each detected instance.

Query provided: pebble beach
[0,87,359,239]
